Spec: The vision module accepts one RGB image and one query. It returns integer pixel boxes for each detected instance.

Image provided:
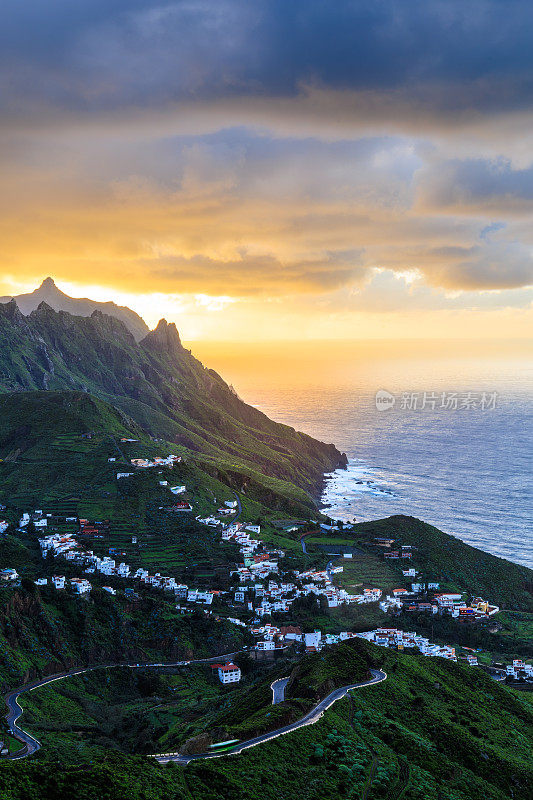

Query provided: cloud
[0,125,531,298]
[427,239,533,290]
[1,0,533,138]
[417,157,533,215]
[0,1,532,336]
[338,269,533,311]
[145,250,368,295]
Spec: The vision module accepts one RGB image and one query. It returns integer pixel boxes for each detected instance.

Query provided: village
[1,477,523,685]
[0,448,527,686]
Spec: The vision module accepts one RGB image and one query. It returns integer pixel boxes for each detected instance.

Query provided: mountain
[0,278,149,341]
[0,299,346,505]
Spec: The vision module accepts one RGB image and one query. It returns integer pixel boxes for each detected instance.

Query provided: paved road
[153,668,387,764]
[3,653,239,760]
[271,677,289,704]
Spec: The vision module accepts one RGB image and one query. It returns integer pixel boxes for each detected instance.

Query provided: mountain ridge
[0,278,150,341]
[0,297,347,504]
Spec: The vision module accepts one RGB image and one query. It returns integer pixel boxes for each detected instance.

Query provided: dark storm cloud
[1,0,533,119]
[2,1,532,308]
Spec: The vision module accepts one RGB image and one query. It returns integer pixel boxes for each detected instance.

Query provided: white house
[0,568,19,582]
[195,590,214,605]
[102,586,116,595]
[224,500,238,509]
[245,525,261,534]
[255,640,275,651]
[217,663,241,684]
[52,575,66,589]
[71,578,92,594]
[170,485,186,495]
[304,630,322,650]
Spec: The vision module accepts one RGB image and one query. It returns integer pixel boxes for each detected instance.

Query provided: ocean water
[192,340,533,569]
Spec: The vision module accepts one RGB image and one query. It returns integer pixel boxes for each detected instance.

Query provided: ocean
[192,340,533,569]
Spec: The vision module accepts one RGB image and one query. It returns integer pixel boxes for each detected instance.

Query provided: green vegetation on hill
[0,299,346,505]
[309,515,533,611]
[0,584,250,691]
[0,640,531,800]
[0,390,321,584]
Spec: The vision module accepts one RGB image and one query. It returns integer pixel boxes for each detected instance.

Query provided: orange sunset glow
[0,0,531,343]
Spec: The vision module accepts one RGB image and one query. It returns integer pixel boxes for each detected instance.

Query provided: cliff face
[0,299,346,500]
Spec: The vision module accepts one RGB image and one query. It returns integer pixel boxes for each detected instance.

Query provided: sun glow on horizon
[0,274,531,344]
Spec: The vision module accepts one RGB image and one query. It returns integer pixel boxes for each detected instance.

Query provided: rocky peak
[0,278,150,341]
[39,277,57,291]
[142,318,183,353]
[0,298,26,324]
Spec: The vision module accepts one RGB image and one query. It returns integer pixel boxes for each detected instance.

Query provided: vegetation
[308,516,533,611]
[0,641,531,799]
[0,299,346,506]
[0,585,251,692]
[0,296,531,799]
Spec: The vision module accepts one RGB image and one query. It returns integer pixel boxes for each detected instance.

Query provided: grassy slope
[0,641,532,800]
[308,515,533,611]
[0,300,346,501]
[0,584,250,692]
[0,391,319,592]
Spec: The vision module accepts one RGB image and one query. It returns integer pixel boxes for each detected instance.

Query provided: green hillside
[0,390,324,582]
[308,515,533,611]
[0,299,346,502]
[0,583,250,692]
[0,640,531,800]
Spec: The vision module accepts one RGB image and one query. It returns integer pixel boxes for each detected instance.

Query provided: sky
[1,0,532,340]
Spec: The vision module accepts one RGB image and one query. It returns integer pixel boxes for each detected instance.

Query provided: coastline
[319,457,533,570]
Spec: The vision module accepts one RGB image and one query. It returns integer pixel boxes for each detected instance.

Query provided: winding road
[3,492,247,760]
[152,668,387,764]
[3,653,240,760]
[4,659,386,764]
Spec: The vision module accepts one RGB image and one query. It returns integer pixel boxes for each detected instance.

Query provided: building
[70,578,92,594]
[0,568,18,582]
[215,663,242,684]
[304,630,322,650]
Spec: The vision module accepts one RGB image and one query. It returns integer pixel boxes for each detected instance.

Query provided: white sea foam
[321,458,399,521]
